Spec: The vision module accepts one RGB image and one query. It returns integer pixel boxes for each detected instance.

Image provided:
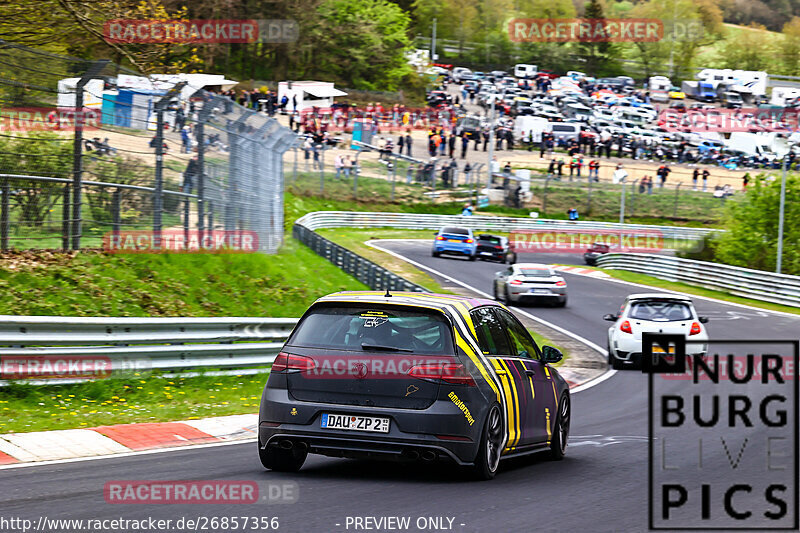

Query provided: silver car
[493,263,567,307]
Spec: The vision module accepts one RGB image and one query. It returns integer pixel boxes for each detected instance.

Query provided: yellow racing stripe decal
[454,332,500,402]
[499,359,521,448]
[493,359,516,450]
[545,407,552,446]
[454,301,478,339]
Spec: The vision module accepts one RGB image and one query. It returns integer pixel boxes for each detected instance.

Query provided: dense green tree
[718,23,776,71]
[714,174,800,275]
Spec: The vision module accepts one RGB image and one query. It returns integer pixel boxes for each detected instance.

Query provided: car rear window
[288,305,454,354]
[442,227,469,235]
[629,301,692,321]
[518,268,553,277]
[479,236,502,244]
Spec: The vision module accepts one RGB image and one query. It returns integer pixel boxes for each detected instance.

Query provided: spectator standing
[556,158,564,179]
[398,134,405,155]
[182,155,199,193]
[448,133,456,158]
[405,131,413,157]
[334,153,344,179]
[461,133,469,159]
[743,173,750,190]
[548,158,557,175]
[702,169,709,192]
[692,168,699,191]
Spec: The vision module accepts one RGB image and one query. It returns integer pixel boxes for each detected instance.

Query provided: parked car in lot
[258,291,571,479]
[583,242,610,265]
[604,293,709,370]
[493,263,568,307]
[475,234,517,263]
[432,227,477,260]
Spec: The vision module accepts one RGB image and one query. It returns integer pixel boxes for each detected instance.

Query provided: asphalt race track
[1,241,798,532]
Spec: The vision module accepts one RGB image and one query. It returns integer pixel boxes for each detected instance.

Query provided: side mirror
[433,232,439,236]
[699,316,709,324]
[603,314,618,322]
[541,345,563,364]
[495,271,505,276]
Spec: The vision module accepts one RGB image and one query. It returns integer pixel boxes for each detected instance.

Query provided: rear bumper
[433,244,475,256]
[259,387,485,465]
[611,338,708,362]
[507,287,567,303]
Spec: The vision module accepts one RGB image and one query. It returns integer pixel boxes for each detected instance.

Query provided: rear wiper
[360,343,413,352]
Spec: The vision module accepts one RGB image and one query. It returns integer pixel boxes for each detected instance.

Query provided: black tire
[432,251,440,258]
[258,439,307,472]
[508,253,517,265]
[471,404,504,480]
[504,286,511,304]
[611,351,624,370]
[548,393,570,460]
[493,283,499,301]
[556,297,567,307]
[468,254,477,261]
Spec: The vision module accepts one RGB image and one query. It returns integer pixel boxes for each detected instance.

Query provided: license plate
[321,413,390,433]
[480,252,493,256]
[448,239,461,243]
[529,288,550,294]
[652,346,675,354]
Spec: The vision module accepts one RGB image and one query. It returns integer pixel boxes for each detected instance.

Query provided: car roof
[314,291,498,314]
[514,262,552,270]
[625,293,692,302]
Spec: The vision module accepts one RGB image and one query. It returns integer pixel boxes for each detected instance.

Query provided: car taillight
[620,320,632,334]
[436,236,445,240]
[555,280,567,287]
[408,363,476,386]
[509,279,523,285]
[689,322,702,336]
[494,245,503,249]
[272,352,316,372]
[465,239,473,243]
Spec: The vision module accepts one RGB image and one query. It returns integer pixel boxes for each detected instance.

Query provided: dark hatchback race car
[583,242,610,265]
[475,234,517,264]
[259,291,570,480]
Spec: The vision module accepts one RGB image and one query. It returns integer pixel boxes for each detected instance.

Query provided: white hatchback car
[493,263,567,307]
[604,293,708,370]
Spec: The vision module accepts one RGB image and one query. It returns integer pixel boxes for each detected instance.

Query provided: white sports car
[604,293,708,370]
[493,263,567,307]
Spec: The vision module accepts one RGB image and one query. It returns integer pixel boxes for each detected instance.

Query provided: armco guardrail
[596,253,800,308]
[295,211,715,241]
[292,223,430,293]
[0,317,298,385]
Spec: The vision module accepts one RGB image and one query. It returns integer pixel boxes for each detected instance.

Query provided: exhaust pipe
[279,439,294,450]
[295,441,309,451]
[404,449,420,460]
[421,450,437,461]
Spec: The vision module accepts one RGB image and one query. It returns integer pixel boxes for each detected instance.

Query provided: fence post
[673,182,682,217]
[630,179,638,217]
[112,188,121,247]
[542,175,550,214]
[319,146,324,195]
[61,184,70,251]
[293,145,298,183]
[1,178,9,251]
[208,201,214,232]
[586,174,592,214]
[390,156,396,202]
[153,82,187,250]
[196,95,212,245]
[71,60,108,250]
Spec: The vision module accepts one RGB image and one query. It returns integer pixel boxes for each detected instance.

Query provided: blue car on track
[432,227,477,261]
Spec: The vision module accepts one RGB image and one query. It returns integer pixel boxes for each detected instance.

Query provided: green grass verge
[0,240,367,317]
[0,374,266,433]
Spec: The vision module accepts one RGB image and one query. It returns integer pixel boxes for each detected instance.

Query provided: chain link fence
[0,40,295,252]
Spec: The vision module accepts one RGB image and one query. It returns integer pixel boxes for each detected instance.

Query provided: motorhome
[696,69,768,97]
[514,64,538,79]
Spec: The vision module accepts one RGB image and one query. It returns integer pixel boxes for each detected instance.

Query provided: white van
[514,64,538,79]
[514,116,551,143]
[648,76,672,92]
